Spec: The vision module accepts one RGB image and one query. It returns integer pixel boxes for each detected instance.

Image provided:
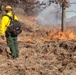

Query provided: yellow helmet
[5,5,12,10]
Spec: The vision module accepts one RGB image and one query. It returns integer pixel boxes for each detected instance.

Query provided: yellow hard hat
[5,5,12,10]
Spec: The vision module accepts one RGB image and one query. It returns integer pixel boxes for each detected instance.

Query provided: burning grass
[49,29,76,41]
[38,29,76,43]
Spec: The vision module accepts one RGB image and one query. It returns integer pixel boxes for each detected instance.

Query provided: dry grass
[0,14,76,75]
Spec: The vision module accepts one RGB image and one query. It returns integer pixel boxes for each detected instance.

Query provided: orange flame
[41,29,76,42]
[49,29,76,41]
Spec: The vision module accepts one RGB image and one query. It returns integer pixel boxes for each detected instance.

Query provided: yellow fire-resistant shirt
[0,12,18,36]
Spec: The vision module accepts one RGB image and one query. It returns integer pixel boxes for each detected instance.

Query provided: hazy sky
[66,0,76,18]
[38,0,76,18]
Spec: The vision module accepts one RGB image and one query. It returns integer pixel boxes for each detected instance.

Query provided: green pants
[6,36,19,58]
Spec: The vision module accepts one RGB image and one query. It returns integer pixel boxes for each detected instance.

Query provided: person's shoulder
[2,15,9,19]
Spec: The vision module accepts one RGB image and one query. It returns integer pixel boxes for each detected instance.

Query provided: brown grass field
[0,13,76,75]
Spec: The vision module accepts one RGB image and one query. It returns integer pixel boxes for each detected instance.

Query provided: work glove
[1,36,5,40]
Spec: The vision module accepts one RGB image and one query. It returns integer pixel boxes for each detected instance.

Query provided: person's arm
[0,17,6,36]
[0,16,9,39]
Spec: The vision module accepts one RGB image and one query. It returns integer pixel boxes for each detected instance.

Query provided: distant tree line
[0,0,70,15]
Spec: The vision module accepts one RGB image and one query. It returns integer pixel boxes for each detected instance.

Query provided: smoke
[36,3,62,26]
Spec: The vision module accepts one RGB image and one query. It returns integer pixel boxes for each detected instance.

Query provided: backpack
[6,14,22,36]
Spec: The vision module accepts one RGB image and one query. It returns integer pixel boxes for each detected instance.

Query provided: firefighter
[0,5,19,59]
